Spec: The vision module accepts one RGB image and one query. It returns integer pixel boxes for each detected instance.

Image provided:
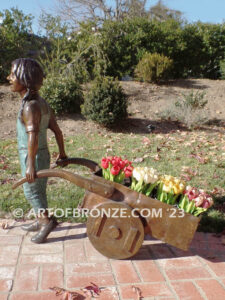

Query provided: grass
[0,129,225,232]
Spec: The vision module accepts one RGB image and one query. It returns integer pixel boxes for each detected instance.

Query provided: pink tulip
[202,196,213,209]
[194,195,204,207]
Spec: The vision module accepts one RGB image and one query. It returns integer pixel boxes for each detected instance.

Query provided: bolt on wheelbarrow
[13,158,201,260]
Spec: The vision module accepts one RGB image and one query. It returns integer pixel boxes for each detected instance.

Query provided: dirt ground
[0,78,224,139]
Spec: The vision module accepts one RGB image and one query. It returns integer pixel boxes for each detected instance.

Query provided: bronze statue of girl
[7,58,68,243]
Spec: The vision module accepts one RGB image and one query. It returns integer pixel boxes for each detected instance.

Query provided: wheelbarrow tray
[81,173,200,251]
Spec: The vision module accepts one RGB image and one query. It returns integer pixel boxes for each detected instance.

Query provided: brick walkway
[0,220,224,300]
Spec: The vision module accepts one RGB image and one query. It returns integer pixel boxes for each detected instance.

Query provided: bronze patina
[8,58,68,243]
[13,158,200,259]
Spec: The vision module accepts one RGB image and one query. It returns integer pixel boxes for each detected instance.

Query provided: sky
[0,0,224,33]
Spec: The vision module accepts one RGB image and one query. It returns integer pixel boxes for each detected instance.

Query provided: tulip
[179,186,214,216]
[124,165,133,178]
[119,160,126,169]
[101,156,133,183]
[111,157,119,167]
[184,186,199,200]
[124,159,132,166]
[133,167,144,182]
[101,157,109,169]
[202,196,213,209]
[143,168,159,184]
[194,195,204,207]
[110,165,120,176]
[106,156,113,162]
[158,175,186,204]
[131,166,159,196]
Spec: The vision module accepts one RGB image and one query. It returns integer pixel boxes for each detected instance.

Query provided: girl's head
[8,58,44,121]
[10,58,44,93]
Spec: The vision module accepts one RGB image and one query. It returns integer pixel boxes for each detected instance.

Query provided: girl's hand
[26,165,36,183]
[56,153,68,167]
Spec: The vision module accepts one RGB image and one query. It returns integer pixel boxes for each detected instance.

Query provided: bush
[199,23,225,79]
[159,90,209,129]
[99,19,225,79]
[101,18,167,78]
[135,52,173,83]
[220,59,225,79]
[40,76,84,114]
[175,90,208,110]
[81,76,127,126]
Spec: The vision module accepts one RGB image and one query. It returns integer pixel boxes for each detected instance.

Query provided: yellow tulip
[160,175,186,195]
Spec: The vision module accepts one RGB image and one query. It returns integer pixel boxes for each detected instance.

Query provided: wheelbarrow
[13,158,200,259]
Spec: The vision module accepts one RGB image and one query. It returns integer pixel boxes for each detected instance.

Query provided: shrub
[100,18,179,79]
[81,76,127,126]
[40,75,84,114]
[199,23,225,79]
[135,52,173,83]
[159,90,209,129]
[175,90,208,110]
[99,19,225,79]
[220,59,225,79]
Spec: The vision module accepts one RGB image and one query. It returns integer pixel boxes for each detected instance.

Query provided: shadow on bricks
[47,233,87,243]
[120,232,225,265]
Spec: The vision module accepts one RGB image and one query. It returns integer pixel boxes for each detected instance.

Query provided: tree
[0,8,39,82]
[0,7,33,33]
[148,0,183,22]
[54,0,183,24]
[38,13,68,39]
[122,0,148,19]
[55,0,150,24]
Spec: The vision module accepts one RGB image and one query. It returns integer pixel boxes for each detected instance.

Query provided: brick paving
[0,220,224,300]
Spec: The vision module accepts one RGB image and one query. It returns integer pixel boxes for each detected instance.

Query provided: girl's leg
[23,178,48,218]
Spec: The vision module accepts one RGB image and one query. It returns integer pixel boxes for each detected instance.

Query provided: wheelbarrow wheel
[86,201,144,259]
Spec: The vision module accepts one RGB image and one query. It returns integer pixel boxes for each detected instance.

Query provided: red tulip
[111,156,120,166]
[124,165,133,177]
[106,156,112,163]
[119,160,126,169]
[101,158,109,169]
[110,165,120,175]
[124,159,132,166]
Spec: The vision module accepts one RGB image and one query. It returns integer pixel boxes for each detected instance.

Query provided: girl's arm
[26,132,38,183]
[23,101,41,183]
[48,109,67,161]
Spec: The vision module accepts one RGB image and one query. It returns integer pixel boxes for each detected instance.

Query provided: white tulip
[133,167,158,184]
[143,173,152,184]
[133,168,143,181]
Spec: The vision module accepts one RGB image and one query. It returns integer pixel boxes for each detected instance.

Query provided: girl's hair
[11,58,44,121]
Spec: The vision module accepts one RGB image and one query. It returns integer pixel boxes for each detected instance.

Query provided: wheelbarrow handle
[12,169,114,198]
[51,157,101,172]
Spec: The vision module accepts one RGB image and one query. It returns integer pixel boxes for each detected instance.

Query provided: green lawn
[0,129,224,232]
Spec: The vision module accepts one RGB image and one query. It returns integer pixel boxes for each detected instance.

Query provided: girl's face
[7,65,26,94]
